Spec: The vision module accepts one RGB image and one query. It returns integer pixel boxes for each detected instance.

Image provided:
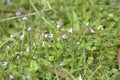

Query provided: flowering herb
[84,23,89,27]
[57,24,63,29]
[42,34,53,39]
[15,11,21,16]
[9,74,15,79]
[1,62,7,66]
[68,28,72,34]
[22,16,28,21]
[27,27,32,31]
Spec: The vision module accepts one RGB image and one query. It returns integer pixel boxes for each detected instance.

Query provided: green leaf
[73,11,80,29]
[30,60,39,71]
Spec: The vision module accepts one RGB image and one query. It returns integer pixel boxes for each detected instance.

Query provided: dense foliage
[0,0,120,80]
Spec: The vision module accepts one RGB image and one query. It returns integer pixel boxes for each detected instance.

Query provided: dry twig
[117,45,120,69]
[0,8,51,22]
[44,66,73,80]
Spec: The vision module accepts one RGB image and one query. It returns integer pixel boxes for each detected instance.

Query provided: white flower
[42,34,48,39]
[10,35,15,41]
[26,46,29,52]
[59,34,66,39]
[33,55,38,59]
[79,75,82,80]
[1,62,7,66]
[19,34,24,40]
[68,28,72,34]
[57,25,63,29]
[90,28,95,33]
[15,11,21,16]
[47,34,53,38]
[59,62,63,66]
[33,43,36,46]
[84,23,89,27]
[16,54,21,59]
[42,34,53,39]
[27,27,32,31]
[22,16,28,21]
[9,74,15,79]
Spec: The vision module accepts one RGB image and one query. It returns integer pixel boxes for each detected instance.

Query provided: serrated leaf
[30,60,39,71]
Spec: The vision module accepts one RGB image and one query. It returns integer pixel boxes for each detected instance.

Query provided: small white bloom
[57,25,63,29]
[42,34,53,39]
[79,75,82,80]
[10,35,15,41]
[22,16,28,21]
[59,34,66,39]
[15,11,21,16]
[42,34,48,39]
[59,62,63,66]
[84,23,89,27]
[26,46,29,52]
[33,55,38,59]
[9,74,15,79]
[16,54,21,59]
[1,62,7,66]
[68,28,72,34]
[90,28,95,33]
[33,43,36,46]
[27,27,32,31]
[19,34,24,40]
[47,34,53,38]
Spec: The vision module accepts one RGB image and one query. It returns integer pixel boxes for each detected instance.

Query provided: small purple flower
[1,62,7,66]
[68,28,72,34]
[9,74,15,79]
[57,25,63,29]
[47,34,53,38]
[42,34,53,39]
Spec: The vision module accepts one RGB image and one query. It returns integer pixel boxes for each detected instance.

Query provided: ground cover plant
[0,0,120,80]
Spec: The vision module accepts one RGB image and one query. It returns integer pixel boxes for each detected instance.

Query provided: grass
[0,0,120,80]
